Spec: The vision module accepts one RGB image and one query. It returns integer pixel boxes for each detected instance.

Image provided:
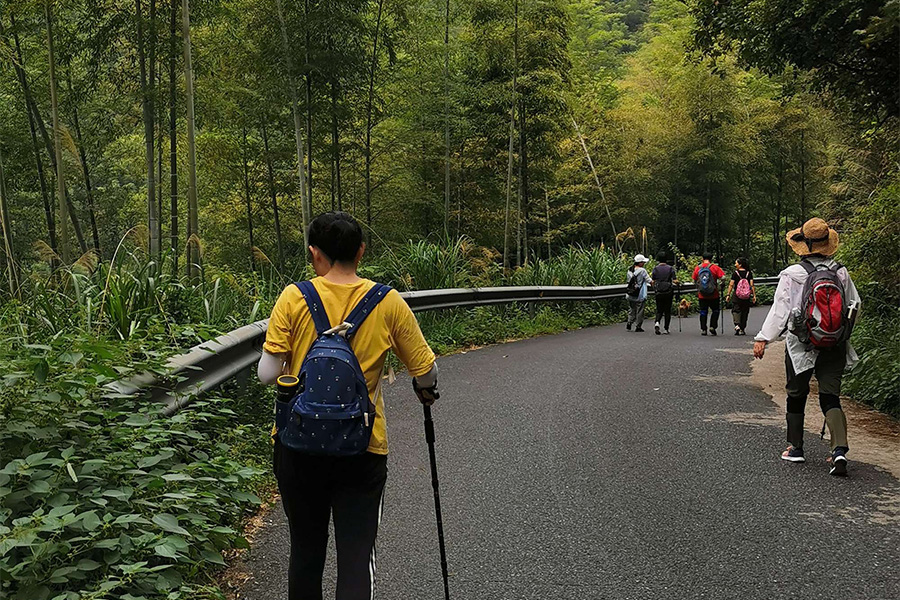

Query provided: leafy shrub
[844,287,900,416]
[0,334,266,600]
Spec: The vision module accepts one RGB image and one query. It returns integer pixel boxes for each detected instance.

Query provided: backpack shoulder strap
[830,262,844,273]
[294,280,331,336]
[345,283,392,338]
[800,259,817,275]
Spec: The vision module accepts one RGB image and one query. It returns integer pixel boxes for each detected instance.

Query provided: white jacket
[755,257,861,374]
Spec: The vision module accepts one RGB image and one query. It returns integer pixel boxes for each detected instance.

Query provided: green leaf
[231,490,261,504]
[126,414,151,427]
[48,505,77,518]
[201,550,226,565]
[66,463,78,483]
[76,559,102,571]
[154,541,179,559]
[89,362,118,378]
[34,359,49,384]
[80,511,102,531]
[152,513,189,536]
[112,514,143,525]
[27,479,51,494]
[25,452,50,465]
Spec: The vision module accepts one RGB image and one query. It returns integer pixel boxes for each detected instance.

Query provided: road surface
[232,309,900,599]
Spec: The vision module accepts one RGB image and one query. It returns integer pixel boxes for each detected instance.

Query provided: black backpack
[654,265,674,294]
[626,268,641,297]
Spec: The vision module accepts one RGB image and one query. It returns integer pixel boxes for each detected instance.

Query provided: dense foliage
[0,0,897,596]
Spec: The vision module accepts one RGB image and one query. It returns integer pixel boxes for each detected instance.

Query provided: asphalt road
[234,309,900,600]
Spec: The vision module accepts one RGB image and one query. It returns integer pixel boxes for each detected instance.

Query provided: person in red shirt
[692,252,726,336]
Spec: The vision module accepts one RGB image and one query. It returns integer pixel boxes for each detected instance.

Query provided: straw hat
[787,218,839,257]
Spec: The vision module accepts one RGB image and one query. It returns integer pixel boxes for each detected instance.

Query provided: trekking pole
[423,404,451,600]
[676,284,682,333]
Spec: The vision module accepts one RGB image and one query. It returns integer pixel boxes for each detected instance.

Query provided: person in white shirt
[753,218,861,476]
[625,254,651,332]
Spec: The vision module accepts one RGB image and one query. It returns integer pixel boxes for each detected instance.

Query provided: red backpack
[795,260,849,349]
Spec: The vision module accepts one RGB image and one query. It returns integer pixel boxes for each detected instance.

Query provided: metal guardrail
[120,277,777,415]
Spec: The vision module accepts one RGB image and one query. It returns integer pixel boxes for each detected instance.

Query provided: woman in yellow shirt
[258,212,437,600]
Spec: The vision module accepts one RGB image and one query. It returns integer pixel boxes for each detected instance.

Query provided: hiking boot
[781,446,805,463]
[635,327,645,332]
[710,328,717,336]
[626,323,632,331]
[828,448,848,477]
[663,329,670,335]
[734,326,741,336]
[739,329,746,336]
[701,329,708,336]
[655,323,661,335]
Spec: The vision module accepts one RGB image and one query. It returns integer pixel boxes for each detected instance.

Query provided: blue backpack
[697,265,717,296]
[276,281,391,456]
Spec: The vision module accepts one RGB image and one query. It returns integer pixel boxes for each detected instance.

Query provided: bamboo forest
[0,0,897,598]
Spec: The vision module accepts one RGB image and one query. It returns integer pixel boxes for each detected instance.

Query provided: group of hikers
[257,212,860,600]
[624,251,758,336]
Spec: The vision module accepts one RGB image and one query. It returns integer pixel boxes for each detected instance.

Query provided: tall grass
[381,240,626,291]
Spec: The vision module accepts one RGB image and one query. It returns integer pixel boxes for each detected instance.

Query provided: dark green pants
[785,346,846,403]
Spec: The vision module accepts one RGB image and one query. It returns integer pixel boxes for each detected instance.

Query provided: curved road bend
[234,309,900,600]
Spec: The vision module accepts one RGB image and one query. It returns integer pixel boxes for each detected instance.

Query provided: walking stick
[423,404,451,600]
[677,284,682,333]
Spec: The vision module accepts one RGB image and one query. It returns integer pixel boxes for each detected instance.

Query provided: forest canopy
[0,0,895,278]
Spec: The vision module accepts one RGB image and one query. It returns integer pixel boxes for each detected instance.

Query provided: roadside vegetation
[1,0,896,596]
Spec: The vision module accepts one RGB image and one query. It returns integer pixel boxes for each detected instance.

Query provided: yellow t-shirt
[264,277,435,455]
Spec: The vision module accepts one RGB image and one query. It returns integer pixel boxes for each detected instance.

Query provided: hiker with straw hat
[753,218,861,476]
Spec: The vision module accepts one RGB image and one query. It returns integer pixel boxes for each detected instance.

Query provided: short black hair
[656,251,668,263]
[736,257,750,270]
[307,212,363,264]
[702,251,713,260]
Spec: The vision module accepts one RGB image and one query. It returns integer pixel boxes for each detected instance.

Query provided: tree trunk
[572,118,618,253]
[304,0,313,211]
[275,0,310,249]
[456,140,464,238]
[715,202,722,264]
[702,175,710,255]
[5,17,57,252]
[800,129,806,223]
[10,13,84,255]
[0,140,17,294]
[242,127,255,269]
[502,0,517,269]
[545,188,551,258]
[67,77,101,253]
[443,0,451,237]
[137,0,160,258]
[516,100,523,266]
[182,0,200,279]
[673,194,679,255]
[45,0,70,264]
[157,66,164,253]
[364,0,385,232]
[775,157,787,265]
[261,121,284,271]
[518,99,529,266]
[169,0,178,269]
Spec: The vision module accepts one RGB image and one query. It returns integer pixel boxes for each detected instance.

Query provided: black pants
[698,297,720,331]
[731,299,751,330]
[655,293,674,331]
[275,442,388,600]
[784,346,847,450]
